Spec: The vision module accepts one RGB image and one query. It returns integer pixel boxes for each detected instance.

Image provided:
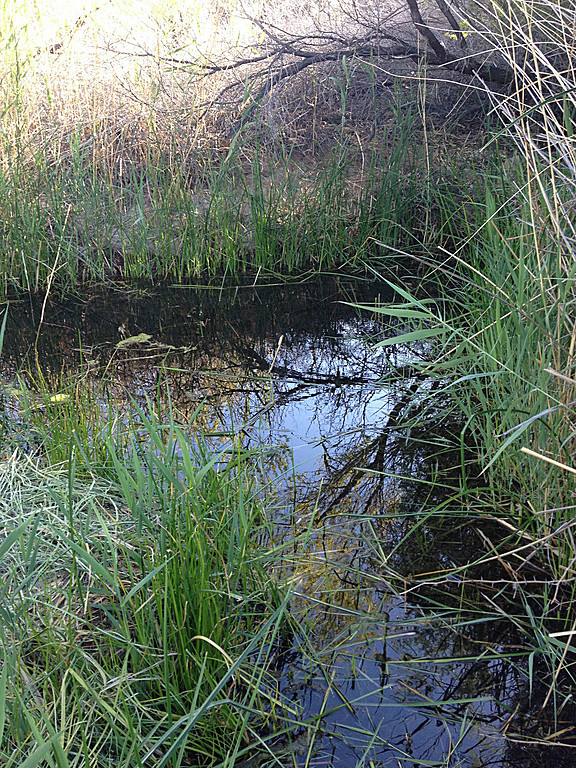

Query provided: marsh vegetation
[0,0,575,766]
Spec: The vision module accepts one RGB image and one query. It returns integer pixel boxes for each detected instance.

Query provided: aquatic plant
[0,0,488,294]
[0,394,303,766]
[357,0,576,733]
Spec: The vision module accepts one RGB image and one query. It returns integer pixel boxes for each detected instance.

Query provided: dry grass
[0,0,489,171]
[0,0,502,292]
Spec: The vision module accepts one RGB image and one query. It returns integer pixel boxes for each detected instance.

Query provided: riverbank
[0,0,575,764]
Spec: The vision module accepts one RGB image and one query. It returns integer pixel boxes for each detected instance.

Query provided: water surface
[0,279,567,767]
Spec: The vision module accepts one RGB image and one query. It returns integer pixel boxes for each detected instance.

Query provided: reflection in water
[0,280,571,767]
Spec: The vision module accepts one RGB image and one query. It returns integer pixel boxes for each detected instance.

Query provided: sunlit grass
[0,0,487,294]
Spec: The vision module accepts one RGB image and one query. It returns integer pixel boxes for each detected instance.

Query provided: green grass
[0,119,434,293]
[2,0,576,759]
[0,382,305,767]
[355,0,576,714]
[0,0,484,295]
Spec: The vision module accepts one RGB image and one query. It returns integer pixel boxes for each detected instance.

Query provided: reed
[360,0,576,721]
[0,372,303,766]
[0,0,481,295]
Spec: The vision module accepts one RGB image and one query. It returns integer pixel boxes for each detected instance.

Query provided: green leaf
[374,327,443,347]
[354,304,432,320]
[0,307,8,355]
[0,656,7,747]
[0,520,30,561]
[120,558,169,607]
[483,417,535,473]
[47,528,116,587]
[16,740,61,768]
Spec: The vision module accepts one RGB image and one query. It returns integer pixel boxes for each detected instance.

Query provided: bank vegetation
[0,0,575,764]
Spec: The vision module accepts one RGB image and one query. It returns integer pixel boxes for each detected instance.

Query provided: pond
[0,278,570,768]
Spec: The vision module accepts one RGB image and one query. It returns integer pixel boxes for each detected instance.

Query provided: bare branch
[404,0,448,62]
[103,0,515,135]
[435,0,468,48]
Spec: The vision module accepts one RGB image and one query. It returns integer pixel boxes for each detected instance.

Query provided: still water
[0,279,569,767]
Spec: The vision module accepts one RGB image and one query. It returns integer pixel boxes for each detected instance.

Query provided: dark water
[1,279,572,768]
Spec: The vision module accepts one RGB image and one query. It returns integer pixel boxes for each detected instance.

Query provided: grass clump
[0,393,299,766]
[359,0,576,722]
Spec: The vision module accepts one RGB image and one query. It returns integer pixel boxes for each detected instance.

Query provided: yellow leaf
[49,393,70,403]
